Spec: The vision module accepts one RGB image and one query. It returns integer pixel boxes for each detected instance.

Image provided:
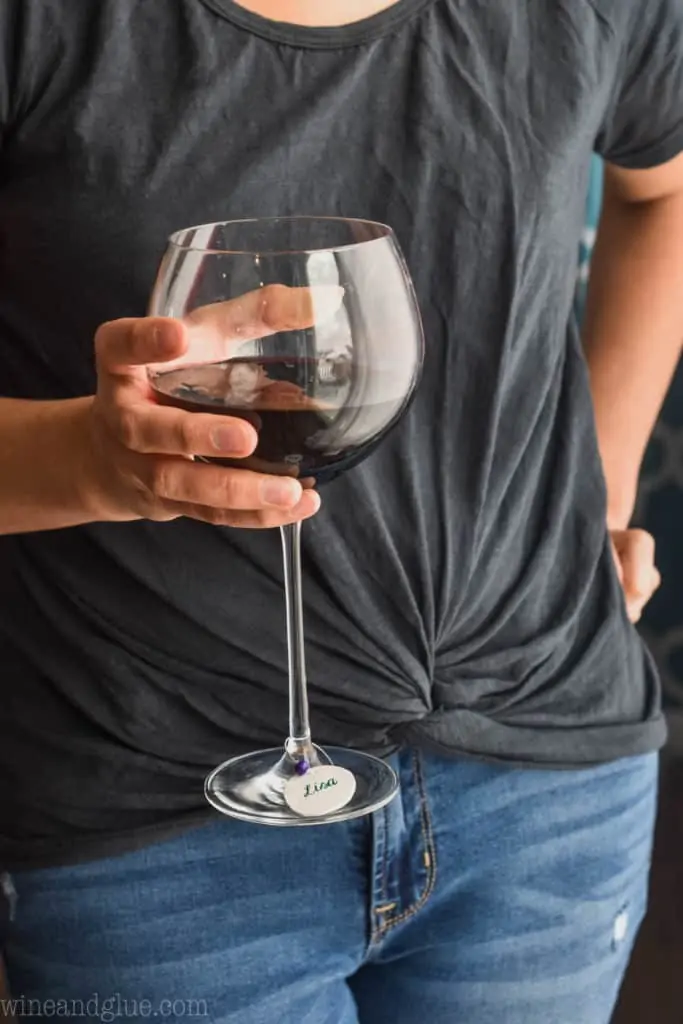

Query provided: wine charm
[284,765,357,818]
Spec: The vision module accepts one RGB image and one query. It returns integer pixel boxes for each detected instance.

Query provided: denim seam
[372,750,437,939]
[380,804,390,908]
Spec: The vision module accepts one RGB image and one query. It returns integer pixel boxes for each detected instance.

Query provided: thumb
[95,317,188,376]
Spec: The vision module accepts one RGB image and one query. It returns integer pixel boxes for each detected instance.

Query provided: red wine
[151,357,405,480]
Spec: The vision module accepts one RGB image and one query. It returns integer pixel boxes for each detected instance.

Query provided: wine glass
[147,217,424,826]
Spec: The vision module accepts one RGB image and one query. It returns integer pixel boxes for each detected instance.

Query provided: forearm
[0,396,100,535]
[583,186,683,528]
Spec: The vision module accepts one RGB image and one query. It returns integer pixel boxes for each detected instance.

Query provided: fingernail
[211,425,248,453]
[261,478,302,507]
[290,490,321,520]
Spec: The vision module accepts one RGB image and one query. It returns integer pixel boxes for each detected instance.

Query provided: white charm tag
[284,765,357,818]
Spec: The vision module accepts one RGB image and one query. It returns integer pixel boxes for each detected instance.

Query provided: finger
[626,566,661,623]
[618,529,657,600]
[154,284,345,370]
[150,460,308,511]
[188,283,344,339]
[163,489,321,528]
[96,318,187,375]
[113,400,258,458]
[610,537,624,586]
[627,602,644,624]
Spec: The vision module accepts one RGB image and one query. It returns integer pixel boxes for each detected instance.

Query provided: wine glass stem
[280,522,313,760]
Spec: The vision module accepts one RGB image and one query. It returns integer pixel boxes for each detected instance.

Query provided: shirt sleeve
[595,0,683,168]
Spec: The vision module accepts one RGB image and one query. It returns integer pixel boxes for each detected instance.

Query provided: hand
[83,286,331,528]
[609,528,661,623]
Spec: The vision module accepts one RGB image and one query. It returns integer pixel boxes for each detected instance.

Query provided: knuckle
[258,510,291,529]
[146,507,179,523]
[261,284,285,305]
[148,458,173,499]
[220,471,251,509]
[174,417,199,455]
[93,324,108,362]
[95,319,133,367]
[633,528,654,551]
[115,407,141,450]
[128,320,148,360]
[186,504,236,527]
[260,284,286,328]
[94,319,115,355]
[203,506,232,526]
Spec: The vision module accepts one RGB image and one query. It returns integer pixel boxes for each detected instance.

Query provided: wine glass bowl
[148,218,422,485]
[148,217,424,826]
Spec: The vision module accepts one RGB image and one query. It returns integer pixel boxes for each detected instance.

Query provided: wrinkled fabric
[0,0,681,868]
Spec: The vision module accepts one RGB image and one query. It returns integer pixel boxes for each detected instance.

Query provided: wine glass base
[205,746,399,826]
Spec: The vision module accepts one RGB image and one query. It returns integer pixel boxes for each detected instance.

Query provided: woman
[0,1,681,1021]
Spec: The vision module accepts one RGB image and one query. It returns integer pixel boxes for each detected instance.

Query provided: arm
[0,300,322,537]
[0,396,102,534]
[583,152,683,530]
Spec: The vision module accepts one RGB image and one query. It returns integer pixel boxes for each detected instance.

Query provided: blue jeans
[1,750,657,1024]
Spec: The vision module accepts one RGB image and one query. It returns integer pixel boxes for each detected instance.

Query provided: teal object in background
[576,157,604,319]
[580,156,683,714]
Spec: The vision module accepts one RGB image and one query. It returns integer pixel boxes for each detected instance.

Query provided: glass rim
[166,216,395,256]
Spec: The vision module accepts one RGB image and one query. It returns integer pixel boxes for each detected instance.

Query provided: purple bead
[295,758,310,776]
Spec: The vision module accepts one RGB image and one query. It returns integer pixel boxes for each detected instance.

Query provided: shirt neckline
[198,0,437,48]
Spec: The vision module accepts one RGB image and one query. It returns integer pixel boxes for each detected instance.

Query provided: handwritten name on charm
[303,777,338,798]
[284,765,357,818]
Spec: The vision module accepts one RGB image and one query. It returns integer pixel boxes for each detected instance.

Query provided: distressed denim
[1,750,657,1024]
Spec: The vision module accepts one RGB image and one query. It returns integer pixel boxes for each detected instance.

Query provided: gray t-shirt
[1,0,681,867]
